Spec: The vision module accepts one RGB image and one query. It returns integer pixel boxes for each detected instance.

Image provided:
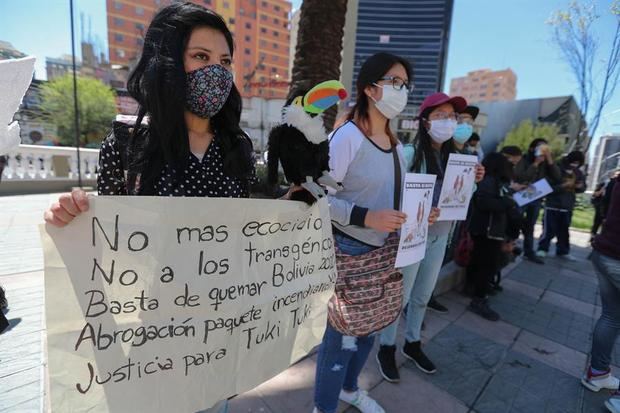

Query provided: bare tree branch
[548,0,620,149]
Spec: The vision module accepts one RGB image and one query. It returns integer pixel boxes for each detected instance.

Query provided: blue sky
[0,0,617,146]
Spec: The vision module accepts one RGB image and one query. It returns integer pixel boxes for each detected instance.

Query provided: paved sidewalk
[0,194,616,413]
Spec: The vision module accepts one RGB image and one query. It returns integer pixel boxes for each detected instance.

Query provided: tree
[288,0,348,131]
[547,0,620,149]
[39,75,117,147]
[498,119,565,158]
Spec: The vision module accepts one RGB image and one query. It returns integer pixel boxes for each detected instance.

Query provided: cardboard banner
[395,173,436,268]
[40,196,336,412]
[513,178,553,207]
[437,153,478,221]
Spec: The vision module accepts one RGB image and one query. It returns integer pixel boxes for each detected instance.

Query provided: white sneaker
[557,254,577,262]
[582,369,620,392]
[339,389,385,413]
[536,250,547,258]
[606,393,620,413]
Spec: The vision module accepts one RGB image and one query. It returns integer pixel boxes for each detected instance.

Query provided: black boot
[376,345,400,382]
[469,297,500,321]
[402,340,436,374]
[427,296,448,314]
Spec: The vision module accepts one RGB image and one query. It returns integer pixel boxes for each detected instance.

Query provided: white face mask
[371,84,408,119]
[428,119,457,143]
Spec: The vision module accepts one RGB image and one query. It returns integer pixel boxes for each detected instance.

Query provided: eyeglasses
[377,76,411,91]
[457,114,474,125]
[428,112,458,121]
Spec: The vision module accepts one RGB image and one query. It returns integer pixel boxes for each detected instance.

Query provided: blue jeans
[538,208,571,255]
[590,250,620,371]
[405,233,450,343]
[314,233,376,413]
[196,400,228,413]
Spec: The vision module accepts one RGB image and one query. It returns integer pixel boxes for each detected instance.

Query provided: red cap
[417,92,468,118]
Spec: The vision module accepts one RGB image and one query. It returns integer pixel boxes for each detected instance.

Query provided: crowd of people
[25,2,620,413]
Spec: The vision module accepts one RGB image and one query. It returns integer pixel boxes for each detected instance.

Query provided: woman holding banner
[376,93,485,382]
[44,3,254,412]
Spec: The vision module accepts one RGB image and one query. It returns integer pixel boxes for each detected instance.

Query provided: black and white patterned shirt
[97,131,255,198]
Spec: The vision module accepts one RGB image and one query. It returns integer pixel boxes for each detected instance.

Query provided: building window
[271,67,277,73]
[245,22,251,29]
[273,55,279,62]
[480,93,486,97]
[273,43,279,49]
[229,18,235,24]
[114,17,124,26]
[273,31,279,37]
[261,28,267,33]
[283,22,288,28]
[492,92,499,96]
[114,1,122,10]
[244,61,251,68]
[244,49,251,55]
[261,14,267,21]
[239,7,245,15]
[135,6,144,16]
[261,1,267,6]
[117,49,126,58]
[136,38,144,46]
[223,1,230,8]
[115,34,124,42]
[283,11,288,18]
[135,23,145,31]
[273,18,279,25]
[494,82,501,87]
[275,5,281,11]
[244,35,251,42]
[203,0,212,4]
[260,40,267,47]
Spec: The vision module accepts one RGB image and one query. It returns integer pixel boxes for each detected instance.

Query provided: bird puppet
[267,80,348,204]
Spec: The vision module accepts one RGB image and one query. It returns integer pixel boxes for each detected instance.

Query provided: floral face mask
[186,64,234,118]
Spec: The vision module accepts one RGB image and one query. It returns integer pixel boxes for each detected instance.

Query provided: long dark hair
[482,152,513,184]
[411,106,457,176]
[126,2,253,194]
[524,138,548,163]
[346,52,412,146]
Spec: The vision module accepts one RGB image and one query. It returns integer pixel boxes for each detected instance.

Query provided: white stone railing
[1,144,99,181]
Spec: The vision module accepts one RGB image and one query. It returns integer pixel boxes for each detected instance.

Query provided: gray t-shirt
[327,121,406,247]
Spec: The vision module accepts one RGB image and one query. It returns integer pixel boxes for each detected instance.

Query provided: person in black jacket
[536,151,586,261]
[514,139,562,264]
[467,153,520,321]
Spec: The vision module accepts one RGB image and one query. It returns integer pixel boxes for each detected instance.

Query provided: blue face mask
[453,123,473,143]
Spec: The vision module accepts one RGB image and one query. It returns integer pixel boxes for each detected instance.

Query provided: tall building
[450,68,517,103]
[288,8,300,79]
[591,134,620,188]
[341,0,454,109]
[105,0,291,98]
